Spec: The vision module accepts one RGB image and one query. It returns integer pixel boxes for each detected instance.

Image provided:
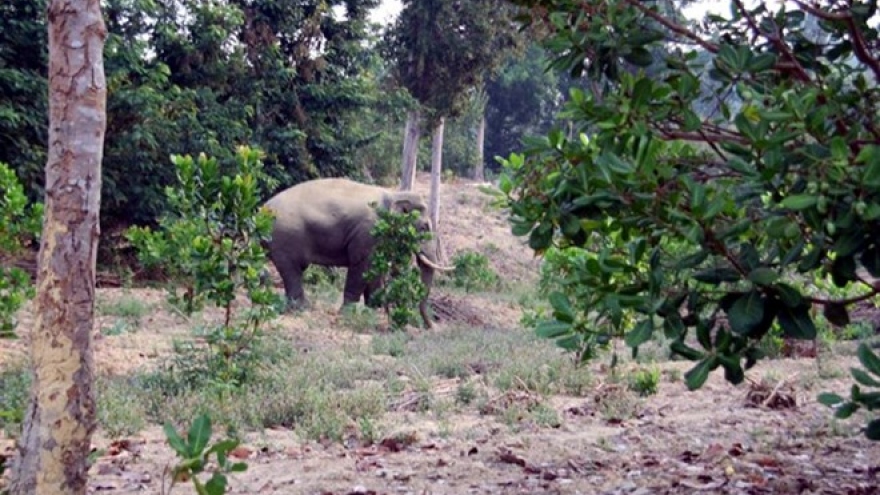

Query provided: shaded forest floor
[1,175,879,494]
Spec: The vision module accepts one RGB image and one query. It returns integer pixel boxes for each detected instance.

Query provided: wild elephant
[263,178,450,328]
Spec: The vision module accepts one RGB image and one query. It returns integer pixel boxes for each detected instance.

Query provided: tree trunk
[429,117,445,232]
[474,115,486,181]
[9,1,106,494]
[400,108,421,191]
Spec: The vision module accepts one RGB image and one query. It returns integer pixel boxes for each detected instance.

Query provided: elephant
[263,178,451,328]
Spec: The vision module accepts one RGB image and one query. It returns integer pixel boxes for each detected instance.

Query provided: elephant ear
[389,193,426,215]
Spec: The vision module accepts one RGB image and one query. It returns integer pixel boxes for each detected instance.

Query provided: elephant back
[265,178,390,228]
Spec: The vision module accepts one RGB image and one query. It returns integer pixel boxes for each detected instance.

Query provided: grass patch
[96,376,147,438]
[402,326,593,396]
[97,292,152,335]
[118,332,389,442]
[371,332,409,357]
[341,305,380,333]
[0,362,30,435]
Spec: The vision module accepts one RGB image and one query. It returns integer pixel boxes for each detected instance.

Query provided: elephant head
[375,192,453,328]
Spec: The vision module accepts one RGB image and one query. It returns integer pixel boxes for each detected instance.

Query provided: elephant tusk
[417,253,455,272]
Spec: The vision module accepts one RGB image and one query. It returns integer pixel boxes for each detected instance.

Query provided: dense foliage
[365,208,432,329]
[0,0,570,232]
[384,0,523,122]
[2,0,393,227]
[501,0,880,435]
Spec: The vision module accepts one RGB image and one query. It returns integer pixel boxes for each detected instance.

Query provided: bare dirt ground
[2,175,879,494]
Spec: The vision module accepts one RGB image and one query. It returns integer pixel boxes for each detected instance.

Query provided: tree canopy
[384,0,522,123]
[2,0,386,227]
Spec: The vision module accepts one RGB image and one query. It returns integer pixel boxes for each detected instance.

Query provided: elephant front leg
[342,262,369,308]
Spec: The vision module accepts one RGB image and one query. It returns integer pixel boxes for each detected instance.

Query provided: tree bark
[429,117,445,232]
[400,108,421,191]
[474,115,486,181]
[9,1,106,494]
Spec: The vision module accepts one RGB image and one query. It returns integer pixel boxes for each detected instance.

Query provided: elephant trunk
[417,256,435,329]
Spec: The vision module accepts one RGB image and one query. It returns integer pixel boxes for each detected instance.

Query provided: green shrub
[127,146,281,391]
[0,163,42,339]
[341,305,380,333]
[628,367,660,397]
[162,414,247,495]
[365,208,431,329]
[0,364,30,435]
[450,251,500,292]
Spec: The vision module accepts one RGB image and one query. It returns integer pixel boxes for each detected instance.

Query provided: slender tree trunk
[429,117,445,232]
[400,108,421,191]
[474,115,486,181]
[9,1,106,494]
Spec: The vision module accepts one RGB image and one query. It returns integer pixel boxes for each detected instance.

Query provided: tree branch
[733,0,813,83]
[793,0,880,81]
[623,0,719,54]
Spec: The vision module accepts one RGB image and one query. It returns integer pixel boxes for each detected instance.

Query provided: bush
[0,364,30,434]
[365,207,431,329]
[450,251,500,292]
[0,162,42,338]
[127,146,281,391]
[628,367,660,397]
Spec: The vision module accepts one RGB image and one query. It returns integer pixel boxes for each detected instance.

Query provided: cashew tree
[502,0,880,438]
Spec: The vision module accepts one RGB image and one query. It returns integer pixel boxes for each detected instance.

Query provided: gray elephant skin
[263,178,447,328]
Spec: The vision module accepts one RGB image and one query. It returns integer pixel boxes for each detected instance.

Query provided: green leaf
[204,473,228,495]
[835,401,859,419]
[823,303,850,327]
[670,340,703,360]
[163,423,188,457]
[188,414,213,457]
[728,290,765,335]
[780,194,817,210]
[777,304,817,340]
[623,47,654,67]
[748,53,776,72]
[536,320,572,339]
[511,222,533,237]
[798,246,823,272]
[696,321,712,350]
[548,292,575,323]
[774,284,804,308]
[719,355,744,384]
[747,267,778,285]
[684,357,716,390]
[230,462,248,473]
[693,267,741,285]
[861,245,880,278]
[676,250,709,270]
[865,419,880,441]
[831,255,857,287]
[858,343,880,377]
[858,145,880,187]
[817,392,845,407]
[682,109,702,131]
[851,368,880,388]
[625,319,654,348]
[556,335,583,351]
